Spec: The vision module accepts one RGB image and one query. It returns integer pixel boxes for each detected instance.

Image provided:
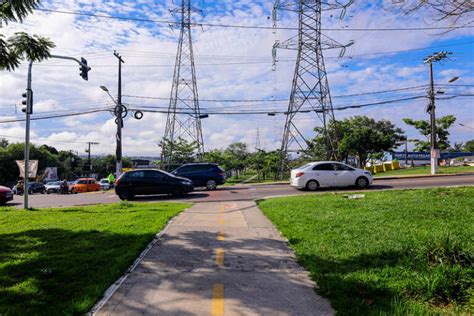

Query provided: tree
[159,137,198,168]
[389,1,474,27]
[225,142,248,178]
[1,0,55,71]
[0,138,8,148]
[464,139,474,152]
[403,115,456,152]
[448,142,464,152]
[308,116,405,168]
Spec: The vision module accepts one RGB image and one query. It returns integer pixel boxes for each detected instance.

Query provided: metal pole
[428,61,438,174]
[404,136,408,166]
[24,61,33,209]
[114,51,124,178]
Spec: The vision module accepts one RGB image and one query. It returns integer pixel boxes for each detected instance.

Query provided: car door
[127,171,146,195]
[333,163,356,186]
[143,170,165,194]
[175,165,196,183]
[312,163,337,187]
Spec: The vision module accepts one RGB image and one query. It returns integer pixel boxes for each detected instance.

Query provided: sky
[0,0,473,158]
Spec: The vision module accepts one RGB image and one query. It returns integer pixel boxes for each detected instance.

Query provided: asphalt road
[7,174,473,209]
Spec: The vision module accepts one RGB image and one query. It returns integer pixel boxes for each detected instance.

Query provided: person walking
[107,173,116,189]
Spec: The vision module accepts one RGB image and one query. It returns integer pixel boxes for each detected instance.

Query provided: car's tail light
[218,172,225,176]
[295,172,304,178]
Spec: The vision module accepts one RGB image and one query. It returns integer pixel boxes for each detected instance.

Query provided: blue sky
[0,0,473,156]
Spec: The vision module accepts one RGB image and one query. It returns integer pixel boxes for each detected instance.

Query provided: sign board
[15,160,39,178]
[392,152,474,161]
[431,149,440,159]
[44,167,58,181]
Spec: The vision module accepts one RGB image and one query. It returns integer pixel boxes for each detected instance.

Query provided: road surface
[7,174,474,209]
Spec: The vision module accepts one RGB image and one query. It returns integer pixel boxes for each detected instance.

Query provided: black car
[172,163,226,190]
[115,169,193,200]
[13,182,46,195]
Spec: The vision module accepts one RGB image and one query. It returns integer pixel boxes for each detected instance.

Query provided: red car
[0,185,13,206]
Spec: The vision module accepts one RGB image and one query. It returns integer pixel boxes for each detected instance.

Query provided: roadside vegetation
[0,202,189,315]
[374,165,474,177]
[258,187,473,315]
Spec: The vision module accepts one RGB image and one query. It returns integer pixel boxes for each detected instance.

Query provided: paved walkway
[95,201,334,315]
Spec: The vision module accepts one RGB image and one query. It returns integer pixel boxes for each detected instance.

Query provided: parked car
[115,169,193,200]
[0,185,13,205]
[45,181,62,194]
[12,182,46,195]
[290,161,373,190]
[171,163,225,190]
[71,178,100,193]
[99,178,110,191]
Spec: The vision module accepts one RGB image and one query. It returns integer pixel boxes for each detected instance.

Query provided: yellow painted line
[217,232,225,241]
[218,218,225,225]
[211,283,224,316]
[215,248,224,267]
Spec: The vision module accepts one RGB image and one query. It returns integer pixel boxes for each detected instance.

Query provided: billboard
[15,160,39,178]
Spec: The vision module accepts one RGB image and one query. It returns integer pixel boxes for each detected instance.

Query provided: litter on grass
[343,194,365,199]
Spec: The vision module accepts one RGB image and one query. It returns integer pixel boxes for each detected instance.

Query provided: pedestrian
[108,173,115,188]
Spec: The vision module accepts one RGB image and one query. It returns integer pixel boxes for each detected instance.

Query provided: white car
[99,178,110,191]
[45,181,62,194]
[290,161,373,190]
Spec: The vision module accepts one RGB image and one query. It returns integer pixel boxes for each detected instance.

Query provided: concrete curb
[230,172,474,186]
[87,207,190,315]
[373,172,474,180]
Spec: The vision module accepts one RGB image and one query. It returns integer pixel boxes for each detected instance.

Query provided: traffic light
[79,57,89,81]
[21,89,33,114]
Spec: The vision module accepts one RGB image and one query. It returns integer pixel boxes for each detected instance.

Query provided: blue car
[172,163,226,190]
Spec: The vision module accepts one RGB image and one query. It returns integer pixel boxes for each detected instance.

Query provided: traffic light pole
[23,61,33,209]
[428,61,438,175]
[21,55,90,209]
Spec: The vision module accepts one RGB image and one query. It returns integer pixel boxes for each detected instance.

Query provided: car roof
[181,163,217,166]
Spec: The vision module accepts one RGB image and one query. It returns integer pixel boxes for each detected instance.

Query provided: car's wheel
[355,176,369,189]
[206,179,217,191]
[306,180,319,191]
[41,189,46,194]
[47,190,51,194]
[118,190,133,200]
[28,189,33,195]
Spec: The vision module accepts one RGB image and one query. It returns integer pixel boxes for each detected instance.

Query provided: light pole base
[430,157,438,175]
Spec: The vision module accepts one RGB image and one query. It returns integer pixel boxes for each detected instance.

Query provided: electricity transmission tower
[162,0,204,168]
[273,0,354,178]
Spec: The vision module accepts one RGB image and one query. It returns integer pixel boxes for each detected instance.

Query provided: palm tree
[1,0,55,71]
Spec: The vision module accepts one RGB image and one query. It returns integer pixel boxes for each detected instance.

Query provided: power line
[0,134,98,144]
[36,8,474,31]
[123,85,429,103]
[0,108,113,124]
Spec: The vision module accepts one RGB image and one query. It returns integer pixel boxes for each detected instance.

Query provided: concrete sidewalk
[94,201,333,315]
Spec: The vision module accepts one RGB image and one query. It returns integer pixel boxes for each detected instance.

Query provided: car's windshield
[100,179,108,183]
[160,170,175,178]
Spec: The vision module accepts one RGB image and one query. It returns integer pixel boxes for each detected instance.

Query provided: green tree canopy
[1,0,55,70]
[403,115,456,152]
[160,137,198,168]
[308,116,405,168]
[464,139,474,152]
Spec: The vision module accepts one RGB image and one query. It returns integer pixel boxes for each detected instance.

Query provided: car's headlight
[180,180,192,185]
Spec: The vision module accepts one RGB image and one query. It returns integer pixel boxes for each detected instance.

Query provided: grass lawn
[0,201,190,315]
[258,187,474,315]
[374,165,474,177]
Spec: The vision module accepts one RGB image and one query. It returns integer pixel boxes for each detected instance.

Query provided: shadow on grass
[0,228,155,315]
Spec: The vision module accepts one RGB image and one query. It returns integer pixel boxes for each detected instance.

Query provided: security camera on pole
[423,51,451,175]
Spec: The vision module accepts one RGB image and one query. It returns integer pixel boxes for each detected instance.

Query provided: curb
[373,172,474,181]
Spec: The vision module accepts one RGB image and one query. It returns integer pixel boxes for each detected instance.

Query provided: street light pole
[114,51,125,178]
[424,51,451,175]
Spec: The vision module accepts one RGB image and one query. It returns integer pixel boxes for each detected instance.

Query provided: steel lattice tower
[273,0,353,178]
[162,0,204,167]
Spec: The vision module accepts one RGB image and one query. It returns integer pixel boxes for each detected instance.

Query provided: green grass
[258,187,474,315]
[0,201,190,315]
[374,165,474,177]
